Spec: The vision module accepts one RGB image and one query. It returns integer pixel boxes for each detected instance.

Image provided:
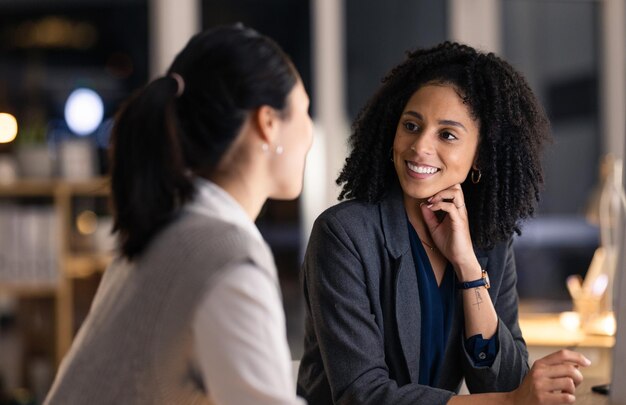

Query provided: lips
[406,161,440,175]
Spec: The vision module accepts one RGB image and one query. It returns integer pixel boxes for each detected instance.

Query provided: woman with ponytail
[46,24,312,405]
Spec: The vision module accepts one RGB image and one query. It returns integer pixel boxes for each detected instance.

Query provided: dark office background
[0,0,606,402]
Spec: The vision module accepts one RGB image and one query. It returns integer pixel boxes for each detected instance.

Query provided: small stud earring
[275,145,284,155]
[262,143,269,152]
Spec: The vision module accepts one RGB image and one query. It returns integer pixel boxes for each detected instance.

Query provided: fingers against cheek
[420,202,440,230]
[429,191,462,204]
[425,201,459,216]
[428,189,466,211]
[425,198,466,221]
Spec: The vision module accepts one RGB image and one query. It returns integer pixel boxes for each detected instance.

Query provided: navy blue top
[407,224,455,386]
[408,223,498,386]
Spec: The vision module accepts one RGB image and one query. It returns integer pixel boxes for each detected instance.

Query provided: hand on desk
[509,349,591,405]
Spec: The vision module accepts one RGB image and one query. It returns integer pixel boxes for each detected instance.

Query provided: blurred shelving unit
[0,177,112,367]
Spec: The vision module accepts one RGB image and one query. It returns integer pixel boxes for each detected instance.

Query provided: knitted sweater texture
[44,212,276,404]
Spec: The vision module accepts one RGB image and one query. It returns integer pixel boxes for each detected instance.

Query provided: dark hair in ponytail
[110,24,298,260]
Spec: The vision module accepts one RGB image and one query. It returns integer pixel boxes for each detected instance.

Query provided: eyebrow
[402,111,468,132]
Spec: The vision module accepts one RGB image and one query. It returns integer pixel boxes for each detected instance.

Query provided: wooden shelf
[0,282,58,297]
[64,253,113,278]
[0,176,112,366]
[0,179,56,196]
[0,177,109,197]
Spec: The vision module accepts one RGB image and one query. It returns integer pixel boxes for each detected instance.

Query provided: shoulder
[320,198,378,218]
[314,199,381,233]
[147,212,269,270]
[167,212,257,246]
[479,237,514,261]
[310,199,385,247]
[308,199,391,260]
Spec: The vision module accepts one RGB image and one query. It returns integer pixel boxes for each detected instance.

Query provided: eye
[440,131,458,141]
[403,121,420,132]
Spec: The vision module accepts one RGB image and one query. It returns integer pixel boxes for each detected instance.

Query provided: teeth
[407,162,438,174]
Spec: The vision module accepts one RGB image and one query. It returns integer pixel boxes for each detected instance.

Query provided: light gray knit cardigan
[44,211,277,404]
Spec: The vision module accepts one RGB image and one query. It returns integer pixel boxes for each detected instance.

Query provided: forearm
[456,240,529,393]
[456,260,498,339]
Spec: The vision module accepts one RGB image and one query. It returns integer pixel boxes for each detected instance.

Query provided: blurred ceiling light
[13,17,97,50]
[34,17,66,47]
[64,88,104,136]
[0,113,18,143]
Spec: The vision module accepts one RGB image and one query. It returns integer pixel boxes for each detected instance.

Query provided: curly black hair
[336,42,551,249]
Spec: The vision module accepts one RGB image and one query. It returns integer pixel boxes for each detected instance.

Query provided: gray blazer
[297,187,529,404]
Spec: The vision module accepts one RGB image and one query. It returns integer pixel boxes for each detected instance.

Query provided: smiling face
[392,83,480,202]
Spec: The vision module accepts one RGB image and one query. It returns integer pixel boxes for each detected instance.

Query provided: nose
[307,118,314,148]
[411,133,435,155]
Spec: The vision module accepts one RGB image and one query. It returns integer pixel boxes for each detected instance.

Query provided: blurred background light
[13,17,97,50]
[64,88,103,136]
[0,113,18,143]
[76,210,98,235]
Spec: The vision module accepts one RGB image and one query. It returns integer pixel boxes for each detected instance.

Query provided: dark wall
[345,0,447,119]
[502,0,602,301]
[201,0,312,112]
[503,0,601,216]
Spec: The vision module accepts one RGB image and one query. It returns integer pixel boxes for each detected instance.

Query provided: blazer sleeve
[461,237,529,393]
[302,212,454,405]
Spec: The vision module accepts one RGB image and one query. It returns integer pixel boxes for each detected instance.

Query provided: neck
[403,194,433,245]
[208,167,268,221]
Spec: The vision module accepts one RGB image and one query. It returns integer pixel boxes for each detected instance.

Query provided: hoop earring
[471,168,482,184]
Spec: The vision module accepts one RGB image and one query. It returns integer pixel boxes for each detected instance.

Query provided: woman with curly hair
[297,42,590,404]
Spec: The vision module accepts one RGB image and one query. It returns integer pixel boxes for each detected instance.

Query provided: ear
[253,105,280,144]
[472,153,480,171]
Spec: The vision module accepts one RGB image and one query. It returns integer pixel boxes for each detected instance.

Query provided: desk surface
[519,312,617,403]
[519,312,614,348]
[576,378,612,404]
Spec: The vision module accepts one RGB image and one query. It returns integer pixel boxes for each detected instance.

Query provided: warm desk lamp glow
[569,155,626,336]
[0,113,18,143]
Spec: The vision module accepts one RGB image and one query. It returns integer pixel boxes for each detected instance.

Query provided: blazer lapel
[393,254,422,383]
[380,185,493,387]
[380,187,422,383]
